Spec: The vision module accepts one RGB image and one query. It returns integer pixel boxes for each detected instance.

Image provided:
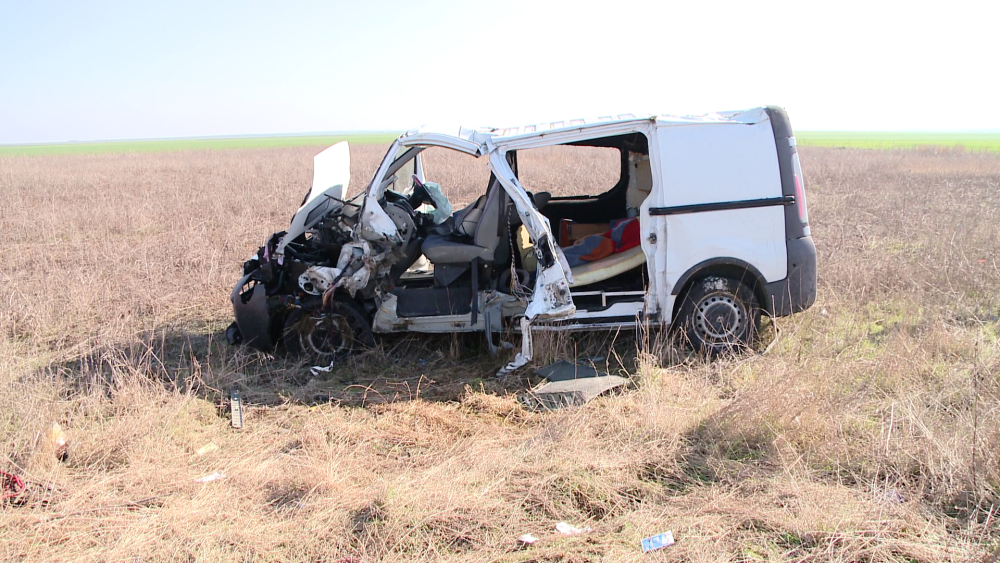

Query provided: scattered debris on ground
[195,443,219,456]
[194,472,225,483]
[555,521,593,535]
[48,422,69,461]
[641,531,675,552]
[518,359,629,410]
[229,389,244,428]
[517,533,539,545]
[2,470,25,504]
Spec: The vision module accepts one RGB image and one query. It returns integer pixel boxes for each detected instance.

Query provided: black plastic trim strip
[649,196,794,216]
[532,315,641,327]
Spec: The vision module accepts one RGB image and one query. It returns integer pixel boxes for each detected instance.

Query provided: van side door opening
[504,132,654,323]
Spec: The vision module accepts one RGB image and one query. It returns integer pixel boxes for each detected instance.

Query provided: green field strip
[7,130,1000,156]
[797,131,1000,152]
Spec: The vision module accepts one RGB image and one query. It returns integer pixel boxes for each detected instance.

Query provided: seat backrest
[473,178,507,254]
[453,195,487,238]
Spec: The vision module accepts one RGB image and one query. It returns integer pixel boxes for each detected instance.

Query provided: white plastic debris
[194,472,225,483]
[517,533,539,545]
[48,422,69,461]
[555,521,592,535]
[641,531,675,552]
[310,362,335,376]
[195,443,219,456]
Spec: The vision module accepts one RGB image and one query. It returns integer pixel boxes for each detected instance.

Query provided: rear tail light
[790,147,809,226]
[793,173,808,224]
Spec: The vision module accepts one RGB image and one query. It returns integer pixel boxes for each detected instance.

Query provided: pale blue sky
[1,0,997,144]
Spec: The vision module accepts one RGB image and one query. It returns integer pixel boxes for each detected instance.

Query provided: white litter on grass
[195,443,219,456]
[194,472,225,483]
[555,522,592,535]
[517,533,539,545]
[310,363,335,376]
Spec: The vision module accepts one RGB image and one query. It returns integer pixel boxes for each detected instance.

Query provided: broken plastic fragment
[641,531,675,552]
[517,533,539,545]
[310,362,335,376]
[555,521,592,535]
[333,242,374,296]
[195,443,219,456]
[49,422,69,461]
[194,472,225,483]
[519,360,628,410]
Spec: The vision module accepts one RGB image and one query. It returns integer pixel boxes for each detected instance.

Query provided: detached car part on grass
[228,107,816,371]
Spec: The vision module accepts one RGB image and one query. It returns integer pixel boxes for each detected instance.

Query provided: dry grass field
[3,142,1000,562]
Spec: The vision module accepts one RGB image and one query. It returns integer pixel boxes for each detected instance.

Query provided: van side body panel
[650,117,787,324]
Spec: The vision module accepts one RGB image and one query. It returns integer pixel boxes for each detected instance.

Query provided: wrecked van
[227,106,816,371]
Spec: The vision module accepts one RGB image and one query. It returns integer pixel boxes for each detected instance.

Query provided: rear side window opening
[512,132,651,246]
[509,132,652,294]
[515,145,620,198]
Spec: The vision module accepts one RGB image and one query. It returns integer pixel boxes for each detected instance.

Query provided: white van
[228,106,816,369]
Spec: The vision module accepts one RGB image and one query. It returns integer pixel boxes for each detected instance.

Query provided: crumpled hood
[277,141,351,256]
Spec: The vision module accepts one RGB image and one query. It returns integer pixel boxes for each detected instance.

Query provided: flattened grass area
[798,131,1000,151]
[0,133,399,156]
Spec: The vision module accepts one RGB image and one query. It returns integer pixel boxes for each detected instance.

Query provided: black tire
[283,296,374,364]
[676,276,760,354]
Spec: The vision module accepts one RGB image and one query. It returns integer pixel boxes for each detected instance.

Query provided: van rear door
[763,106,817,315]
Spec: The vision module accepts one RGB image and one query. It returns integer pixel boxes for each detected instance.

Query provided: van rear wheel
[677,276,760,354]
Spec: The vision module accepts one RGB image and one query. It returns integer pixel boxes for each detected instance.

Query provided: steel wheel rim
[295,312,353,357]
[694,293,744,343]
[314,314,352,355]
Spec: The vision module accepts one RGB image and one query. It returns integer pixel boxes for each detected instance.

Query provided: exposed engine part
[298,266,343,295]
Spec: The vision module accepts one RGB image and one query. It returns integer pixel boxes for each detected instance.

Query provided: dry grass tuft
[3,145,1000,561]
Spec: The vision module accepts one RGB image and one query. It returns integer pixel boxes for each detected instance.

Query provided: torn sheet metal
[488,151,574,322]
[359,194,400,244]
[332,242,373,296]
[497,317,534,377]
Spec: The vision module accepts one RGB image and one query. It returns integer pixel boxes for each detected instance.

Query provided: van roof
[400,107,772,147]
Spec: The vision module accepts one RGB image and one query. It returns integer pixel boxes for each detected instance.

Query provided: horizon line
[4,129,1000,148]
